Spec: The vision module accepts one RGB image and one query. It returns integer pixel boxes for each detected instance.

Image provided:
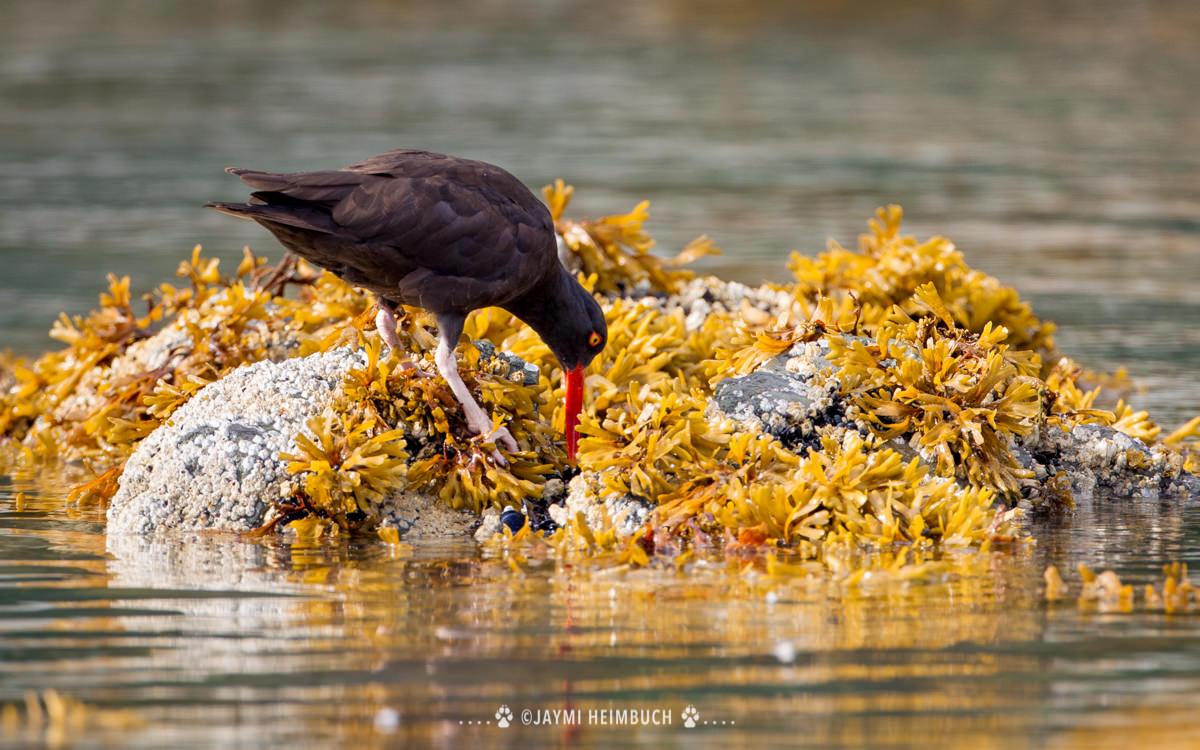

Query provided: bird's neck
[504,265,572,334]
[502,266,585,362]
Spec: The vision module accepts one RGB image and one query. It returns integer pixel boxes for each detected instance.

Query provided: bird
[206,149,607,464]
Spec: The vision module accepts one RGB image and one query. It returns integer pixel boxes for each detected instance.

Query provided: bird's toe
[490,427,518,453]
[397,360,434,378]
[387,354,433,378]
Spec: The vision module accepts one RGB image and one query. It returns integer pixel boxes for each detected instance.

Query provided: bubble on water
[374,707,401,733]
[773,641,796,664]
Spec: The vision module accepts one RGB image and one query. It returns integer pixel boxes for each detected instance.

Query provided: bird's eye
[588,331,603,347]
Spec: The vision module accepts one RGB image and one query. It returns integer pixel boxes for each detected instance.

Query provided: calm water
[1,0,1199,422]
[2,484,1200,749]
[2,1,1200,747]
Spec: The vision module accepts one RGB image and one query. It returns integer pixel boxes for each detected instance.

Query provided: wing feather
[219,150,557,312]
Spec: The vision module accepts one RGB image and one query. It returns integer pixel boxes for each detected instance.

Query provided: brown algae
[0,188,1197,564]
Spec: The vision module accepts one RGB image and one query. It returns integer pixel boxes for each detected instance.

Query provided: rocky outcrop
[707,336,1200,509]
[106,341,536,537]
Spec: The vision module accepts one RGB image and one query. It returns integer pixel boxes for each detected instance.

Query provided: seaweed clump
[11,249,374,503]
[828,287,1043,494]
[1,189,1197,562]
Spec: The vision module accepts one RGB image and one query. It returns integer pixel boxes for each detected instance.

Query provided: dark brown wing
[343,149,551,227]
[215,150,557,313]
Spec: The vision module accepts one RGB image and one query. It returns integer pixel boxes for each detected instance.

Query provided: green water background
[1,0,1198,422]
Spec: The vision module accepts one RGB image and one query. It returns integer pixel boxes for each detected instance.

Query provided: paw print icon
[682,704,700,728]
[495,704,513,728]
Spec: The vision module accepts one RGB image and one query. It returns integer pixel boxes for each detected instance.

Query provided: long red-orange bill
[564,365,585,462]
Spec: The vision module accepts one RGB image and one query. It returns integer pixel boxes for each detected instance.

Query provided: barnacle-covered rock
[107,348,366,534]
[6,187,1200,566]
[49,324,193,428]
[1024,424,1200,501]
[548,472,654,539]
[471,340,540,386]
[628,275,795,332]
[473,507,504,542]
[107,336,537,537]
[711,367,847,453]
[378,492,477,540]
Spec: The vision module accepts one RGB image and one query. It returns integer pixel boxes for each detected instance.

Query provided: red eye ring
[588,332,603,347]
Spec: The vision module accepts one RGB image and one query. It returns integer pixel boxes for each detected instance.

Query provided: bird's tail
[205,195,339,235]
[204,200,260,220]
[223,166,291,191]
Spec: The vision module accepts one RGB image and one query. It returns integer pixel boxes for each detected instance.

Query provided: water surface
[2,0,1198,421]
[2,484,1200,748]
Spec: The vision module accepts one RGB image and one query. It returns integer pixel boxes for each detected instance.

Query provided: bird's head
[543,285,606,463]
[543,284,607,372]
[510,268,607,463]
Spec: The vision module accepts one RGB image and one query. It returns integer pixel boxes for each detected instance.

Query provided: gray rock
[547,472,653,539]
[541,477,567,504]
[710,367,847,453]
[473,340,540,385]
[107,344,505,538]
[704,330,1198,505]
[473,507,503,542]
[381,493,478,541]
[1024,423,1200,501]
[107,348,365,534]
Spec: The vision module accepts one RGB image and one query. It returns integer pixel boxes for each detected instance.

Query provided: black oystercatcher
[206,149,606,463]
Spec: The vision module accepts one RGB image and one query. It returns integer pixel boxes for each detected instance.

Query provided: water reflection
[1,483,1199,748]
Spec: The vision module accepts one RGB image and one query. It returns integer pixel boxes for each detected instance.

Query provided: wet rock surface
[547,472,654,539]
[710,340,853,454]
[473,475,569,542]
[707,334,1200,508]
[378,493,477,540]
[105,305,1198,542]
[1023,424,1200,503]
[472,339,540,386]
[712,369,847,454]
